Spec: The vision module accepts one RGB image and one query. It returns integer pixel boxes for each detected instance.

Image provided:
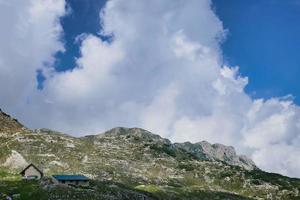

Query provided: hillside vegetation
[0,109,299,199]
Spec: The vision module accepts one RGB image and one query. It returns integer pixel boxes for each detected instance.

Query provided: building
[20,163,43,180]
[52,175,90,186]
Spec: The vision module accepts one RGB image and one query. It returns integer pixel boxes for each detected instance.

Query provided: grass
[246,169,300,190]
[0,180,47,200]
[0,172,299,200]
[135,184,254,200]
[0,170,10,178]
[0,176,157,200]
[135,184,162,193]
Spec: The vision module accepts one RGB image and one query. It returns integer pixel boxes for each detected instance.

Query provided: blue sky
[52,0,300,104]
[54,0,105,72]
[213,0,300,105]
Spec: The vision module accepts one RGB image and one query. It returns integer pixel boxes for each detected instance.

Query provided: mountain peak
[100,127,169,142]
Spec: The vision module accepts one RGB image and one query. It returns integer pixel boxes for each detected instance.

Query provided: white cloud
[1,0,300,178]
[0,0,66,112]
[252,144,300,177]
[140,84,179,137]
[44,35,124,102]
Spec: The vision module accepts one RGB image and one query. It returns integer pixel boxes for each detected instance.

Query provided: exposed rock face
[175,141,256,170]
[103,128,256,170]
[3,150,28,169]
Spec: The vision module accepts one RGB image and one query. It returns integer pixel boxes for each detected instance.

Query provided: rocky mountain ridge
[0,109,255,171]
[0,109,300,199]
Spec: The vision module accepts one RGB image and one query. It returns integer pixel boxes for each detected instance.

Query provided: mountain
[0,109,299,200]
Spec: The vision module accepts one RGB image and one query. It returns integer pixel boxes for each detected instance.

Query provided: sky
[0,0,300,178]
[213,0,300,105]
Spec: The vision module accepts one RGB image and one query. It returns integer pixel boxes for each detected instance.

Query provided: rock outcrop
[2,150,28,169]
[175,141,256,170]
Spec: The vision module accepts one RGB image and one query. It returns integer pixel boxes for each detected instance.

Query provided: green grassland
[0,168,253,200]
[1,167,299,200]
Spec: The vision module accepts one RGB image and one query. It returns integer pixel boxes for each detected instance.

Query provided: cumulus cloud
[1,0,300,178]
[0,0,66,112]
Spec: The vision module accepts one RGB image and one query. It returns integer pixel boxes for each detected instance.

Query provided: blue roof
[52,175,89,181]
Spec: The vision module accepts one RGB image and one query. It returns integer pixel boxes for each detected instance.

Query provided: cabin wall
[64,180,89,186]
[54,179,89,186]
[24,166,42,179]
[78,180,89,186]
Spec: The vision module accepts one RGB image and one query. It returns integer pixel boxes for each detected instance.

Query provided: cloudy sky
[1,0,300,178]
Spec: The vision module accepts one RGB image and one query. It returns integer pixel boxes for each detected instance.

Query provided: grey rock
[175,141,256,170]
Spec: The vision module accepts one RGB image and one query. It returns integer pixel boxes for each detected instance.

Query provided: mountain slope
[0,109,299,199]
[0,109,24,132]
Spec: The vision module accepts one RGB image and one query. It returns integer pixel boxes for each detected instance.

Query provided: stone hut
[20,163,43,180]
